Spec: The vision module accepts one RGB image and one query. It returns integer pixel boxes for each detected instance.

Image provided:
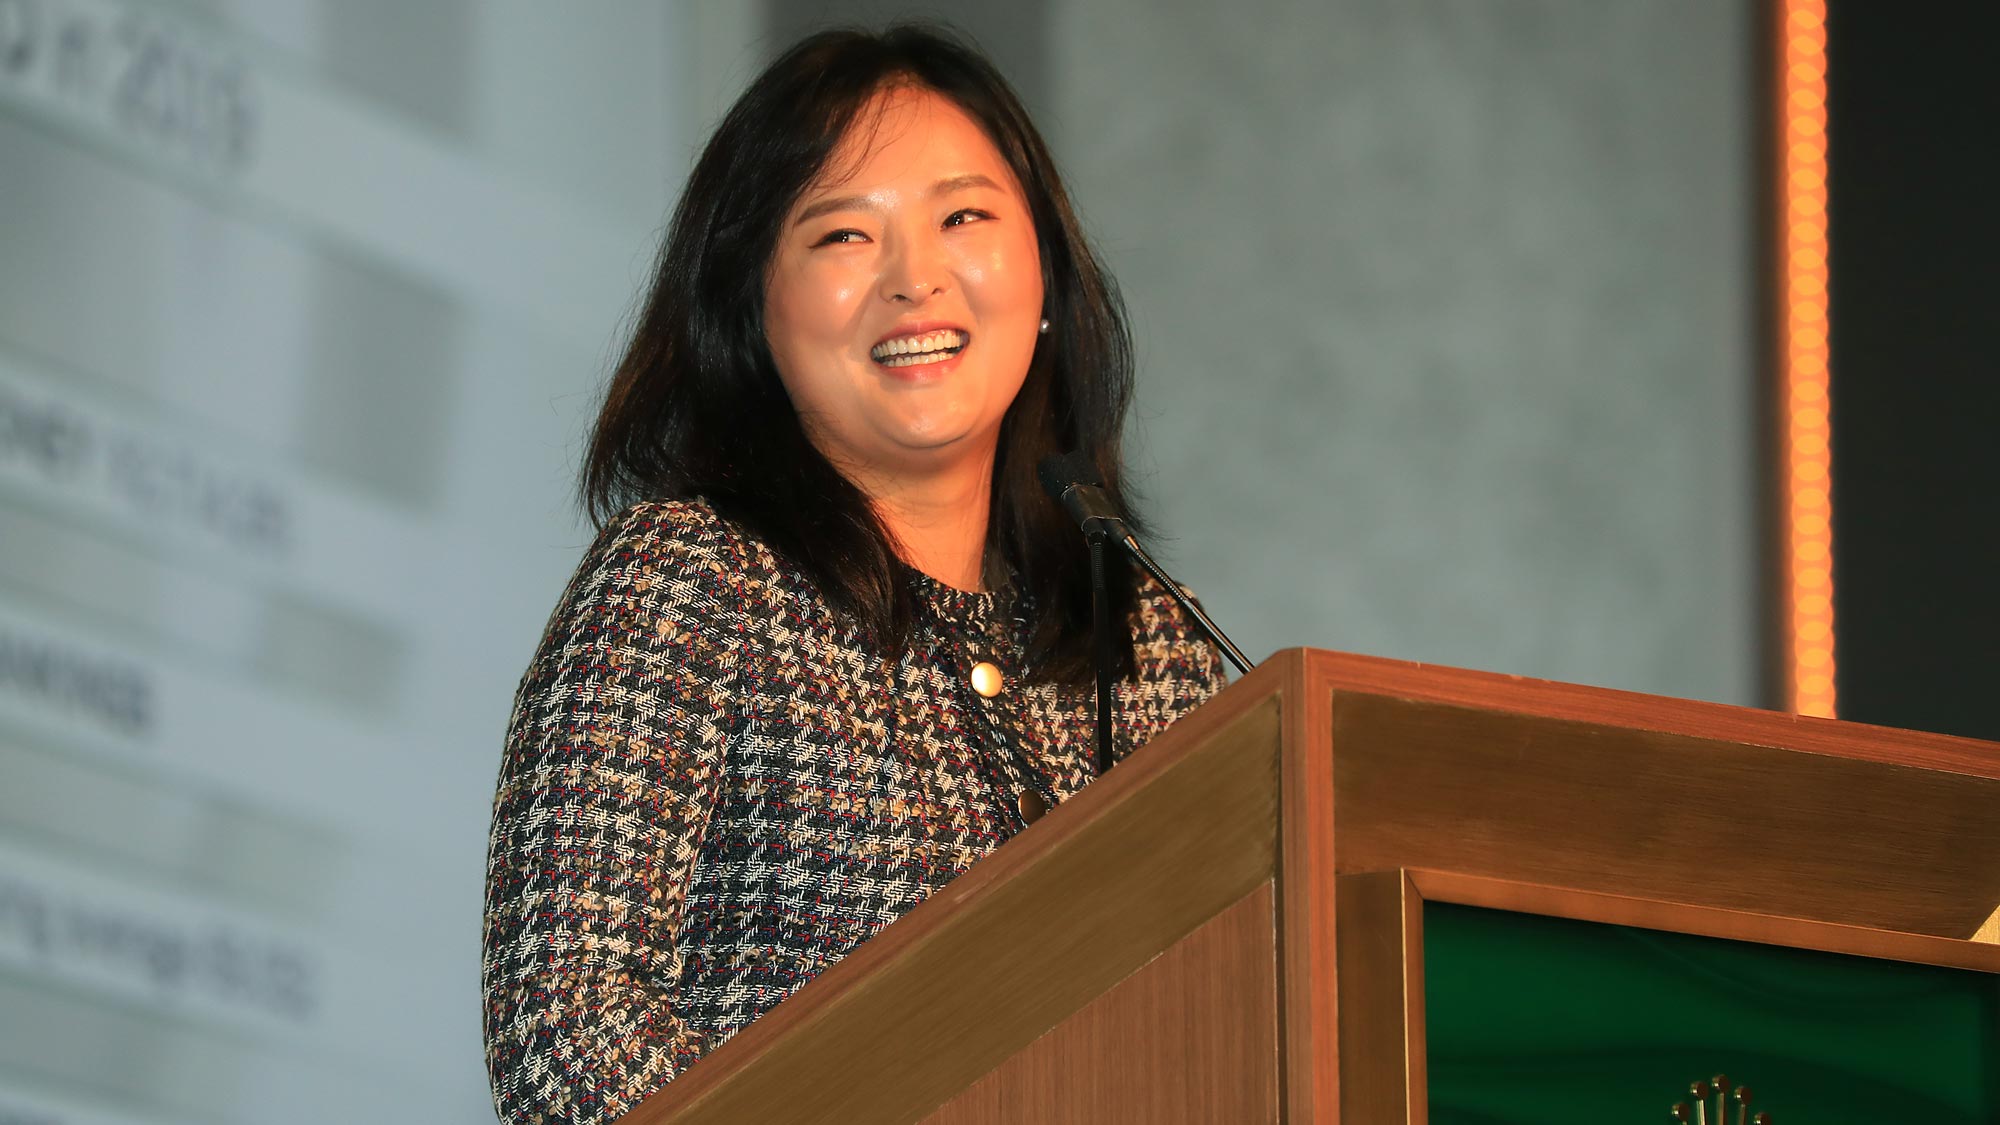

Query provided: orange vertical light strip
[1779,0,1836,717]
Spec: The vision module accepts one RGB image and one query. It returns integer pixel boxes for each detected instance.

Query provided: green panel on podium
[1424,903,2000,1123]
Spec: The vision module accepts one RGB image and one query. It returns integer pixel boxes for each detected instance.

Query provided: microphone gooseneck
[1118,537,1253,675]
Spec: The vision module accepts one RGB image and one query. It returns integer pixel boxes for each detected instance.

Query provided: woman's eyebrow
[930,173,1001,196]
[793,175,1004,226]
[794,194,876,225]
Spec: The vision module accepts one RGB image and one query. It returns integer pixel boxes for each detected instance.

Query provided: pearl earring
[1038,318,1050,335]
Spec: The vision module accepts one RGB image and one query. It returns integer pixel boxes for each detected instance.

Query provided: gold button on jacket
[970,661,1004,698]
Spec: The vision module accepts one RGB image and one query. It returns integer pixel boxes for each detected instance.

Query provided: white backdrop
[0,2,690,1120]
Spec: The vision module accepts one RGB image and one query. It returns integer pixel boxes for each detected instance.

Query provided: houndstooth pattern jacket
[481,499,1224,1125]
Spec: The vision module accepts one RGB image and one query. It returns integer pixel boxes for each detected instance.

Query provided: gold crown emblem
[1671,1074,1769,1124]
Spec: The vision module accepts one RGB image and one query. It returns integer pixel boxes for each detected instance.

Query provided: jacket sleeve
[482,503,744,1125]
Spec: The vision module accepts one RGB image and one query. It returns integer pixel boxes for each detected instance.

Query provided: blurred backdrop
[0,1,1984,1122]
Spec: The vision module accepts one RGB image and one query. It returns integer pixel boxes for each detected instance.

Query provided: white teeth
[880,351,955,367]
[871,329,967,362]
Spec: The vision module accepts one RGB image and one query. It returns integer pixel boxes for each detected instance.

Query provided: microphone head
[1036,452,1103,502]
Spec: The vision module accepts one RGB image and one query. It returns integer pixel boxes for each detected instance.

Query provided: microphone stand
[1039,453,1254,777]
[1085,528,1252,777]
[1089,533,1116,777]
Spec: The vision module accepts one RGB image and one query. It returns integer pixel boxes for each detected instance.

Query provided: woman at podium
[481,26,1223,1124]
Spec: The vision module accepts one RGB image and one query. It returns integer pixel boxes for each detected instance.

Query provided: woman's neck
[855,457,994,592]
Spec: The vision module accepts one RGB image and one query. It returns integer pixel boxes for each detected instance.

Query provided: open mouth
[870,329,969,368]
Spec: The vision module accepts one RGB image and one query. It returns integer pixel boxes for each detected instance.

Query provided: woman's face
[764,85,1045,489]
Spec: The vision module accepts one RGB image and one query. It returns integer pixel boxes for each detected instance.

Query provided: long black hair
[581,25,1141,685]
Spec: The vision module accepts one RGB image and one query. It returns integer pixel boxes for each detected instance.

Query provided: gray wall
[1056,1,1760,702]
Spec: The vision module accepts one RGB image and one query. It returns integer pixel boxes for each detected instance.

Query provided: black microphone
[1035,453,1130,542]
[1037,453,1255,775]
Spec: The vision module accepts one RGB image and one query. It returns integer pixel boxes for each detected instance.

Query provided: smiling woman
[764,87,1045,589]
[480,26,1226,1125]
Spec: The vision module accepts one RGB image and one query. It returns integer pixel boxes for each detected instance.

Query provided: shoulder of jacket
[1132,568,1200,610]
[589,497,748,566]
[588,496,794,603]
[599,495,719,541]
[1129,569,1210,641]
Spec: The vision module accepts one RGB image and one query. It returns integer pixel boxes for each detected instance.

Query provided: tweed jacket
[481,498,1224,1125]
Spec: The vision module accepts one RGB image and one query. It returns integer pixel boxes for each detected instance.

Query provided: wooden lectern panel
[1312,657,2000,938]
[921,882,1279,1124]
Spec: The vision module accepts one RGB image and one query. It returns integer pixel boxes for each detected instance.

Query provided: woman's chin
[874,406,988,450]
[856,424,1000,477]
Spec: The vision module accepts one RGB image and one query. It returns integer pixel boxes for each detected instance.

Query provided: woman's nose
[879,233,950,304]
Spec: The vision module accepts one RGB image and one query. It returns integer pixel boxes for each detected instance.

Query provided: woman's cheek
[818,280,861,329]
[1001,241,1044,311]
[793,251,854,296]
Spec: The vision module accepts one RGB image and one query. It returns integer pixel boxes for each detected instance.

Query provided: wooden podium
[619,649,2000,1124]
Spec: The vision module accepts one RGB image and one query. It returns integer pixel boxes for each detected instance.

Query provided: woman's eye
[814,228,868,247]
[943,209,994,229]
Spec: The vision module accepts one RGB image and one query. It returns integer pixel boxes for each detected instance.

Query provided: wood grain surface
[922,882,1279,1124]
[1272,652,1339,1123]
[1333,871,1426,1123]
[1299,648,2000,781]
[1326,689,2000,937]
